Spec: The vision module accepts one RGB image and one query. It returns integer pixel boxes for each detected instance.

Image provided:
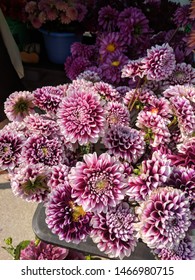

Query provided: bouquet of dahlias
[24,0,91,33]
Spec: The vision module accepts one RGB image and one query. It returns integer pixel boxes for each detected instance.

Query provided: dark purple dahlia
[10,163,50,202]
[99,32,126,58]
[98,5,119,32]
[57,88,105,145]
[90,202,138,259]
[102,125,145,163]
[69,152,128,214]
[136,187,192,249]
[20,240,69,260]
[22,135,64,166]
[45,184,92,243]
[0,131,24,170]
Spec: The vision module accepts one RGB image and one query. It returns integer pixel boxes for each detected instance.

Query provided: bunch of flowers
[24,0,91,32]
[64,0,194,86]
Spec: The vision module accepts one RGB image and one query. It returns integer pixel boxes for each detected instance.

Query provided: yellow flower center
[111,60,120,67]
[150,108,159,114]
[96,179,108,190]
[106,43,116,52]
[42,147,48,155]
[69,201,86,222]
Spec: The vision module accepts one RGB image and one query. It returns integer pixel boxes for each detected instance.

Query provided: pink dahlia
[20,240,68,260]
[90,202,138,259]
[153,236,195,260]
[10,164,50,202]
[0,131,24,170]
[104,101,130,127]
[144,43,176,81]
[98,5,119,32]
[23,113,60,137]
[136,187,191,249]
[45,184,92,243]
[103,125,145,164]
[22,135,64,166]
[48,164,70,190]
[121,58,146,81]
[4,91,35,122]
[57,88,105,145]
[94,81,120,101]
[163,84,195,103]
[33,86,64,117]
[69,152,128,213]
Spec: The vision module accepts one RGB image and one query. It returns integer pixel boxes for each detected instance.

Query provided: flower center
[42,146,48,156]
[22,175,48,194]
[14,98,30,113]
[69,201,86,222]
[106,43,116,52]
[111,60,120,67]
[134,24,142,36]
[95,179,109,190]
[150,108,159,114]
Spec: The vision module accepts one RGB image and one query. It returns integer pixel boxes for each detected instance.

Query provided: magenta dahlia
[57,88,105,145]
[68,152,128,213]
[102,125,145,163]
[20,240,69,260]
[45,184,92,243]
[94,81,121,101]
[121,58,146,81]
[4,91,35,122]
[144,43,176,81]
[136,187,192,249]
[163,84,195,103]
[90,202,138,259]
[10,163,50,202]
[0,131,24,170]
[48,164,70,190]
[21,135,64,166]
[104,101,130,127]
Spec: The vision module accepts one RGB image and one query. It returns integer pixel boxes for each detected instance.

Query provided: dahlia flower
[20,240,69,260]
[136,187,191,249]
[121,58,146,81]
[90,202,138,259]
[173,5,191,28]
[22,135,64,166]
[102,125,145,163]
[64,56,92,80]
[94,81,121,101]
[4,91,35,122]
[48,164,70,190]
[69,152,128,213]
[98,5,119,32]
[45,184,92,243]
[144,43,176,81]
[163,84,195,103]
[57,88,105,145]
[77,70,101,83]
[153,236,195,260]
[104,101,130,127]
[123,88,155,108]
[70,42,96,60]
[99,32,126,58]
[0,131,24,170]
[10,164,50,202]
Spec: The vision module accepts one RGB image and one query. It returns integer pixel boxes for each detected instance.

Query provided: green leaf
[1,246,15,259]
[15,240,30,260]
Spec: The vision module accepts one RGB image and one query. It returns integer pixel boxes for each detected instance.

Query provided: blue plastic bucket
[40,30,82,64]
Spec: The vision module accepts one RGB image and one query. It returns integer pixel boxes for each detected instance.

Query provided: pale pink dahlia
[90,202,138,259]
[136,187,191,250]
[22,135,64,166]
[104,101,130,127]
[20,240,69,260]
[77,70,101,83]
[23,113,60,137]
[0,131,24,170]
[102,125,145,163]
[144,43,176,81]
[4,91,35,122]
[163,84,195,103]
[94,81,121,101]
[69,152,128,213]
[10,164,50,202]
[153,236,195,260]
[57,89,105,145]
[33,86,64,116]
[45,184,92,243]
[48,164,70,190]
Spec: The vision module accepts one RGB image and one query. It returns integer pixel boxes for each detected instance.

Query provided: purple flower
[98,5,119,32]
[69,152,128,213]
[22,135,64,166]
[90,202,138,259]
[173,5,191,28]
[10,164,50,202]
[20,240,69,260]
[45,184,92,243]
[136,187,191,249]
[4,91,35,122]
[77,70,101,83]
[64,56,92,80]
[153,236,195,260]
[104,101,130,127]
[57,88,105,145]
[33,86,64,117]
[94,81,120,101]
[0,131,24,170]
[99,32,126,58]
[70,42,96,60]
[144,43,176,81]
[48,164,70,190]
[103,125,145,164]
